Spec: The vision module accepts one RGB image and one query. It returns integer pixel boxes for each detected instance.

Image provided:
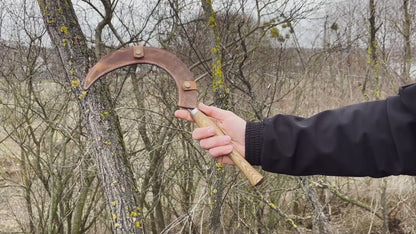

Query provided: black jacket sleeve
[245,84,416,177]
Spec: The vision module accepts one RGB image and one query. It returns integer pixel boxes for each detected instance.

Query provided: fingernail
[224,135,231,143]
[207,127,215,135]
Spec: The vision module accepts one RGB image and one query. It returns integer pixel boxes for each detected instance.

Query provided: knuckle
[209,148,220,157]
[191,131,199,140]
[192,129,203,140]
[199,139,210,149]
[192,127,214,140]
[209,145,232,158]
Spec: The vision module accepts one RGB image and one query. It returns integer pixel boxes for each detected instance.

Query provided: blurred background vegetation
[0,0,415,233]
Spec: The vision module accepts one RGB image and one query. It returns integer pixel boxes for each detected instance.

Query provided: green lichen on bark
[200,1,230,233]
[37,1,145,233]
[202,0,229,108]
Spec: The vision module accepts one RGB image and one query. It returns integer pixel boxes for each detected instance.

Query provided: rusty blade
[83,46,198,109]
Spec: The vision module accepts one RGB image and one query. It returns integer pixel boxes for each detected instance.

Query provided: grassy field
[0,68,415,233]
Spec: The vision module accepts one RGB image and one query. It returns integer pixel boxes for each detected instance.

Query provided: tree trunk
[402,0,411,81]
[200,0,230,233]
[300,177,332,234]
[364,0,381,100]
[37,1,144,233]
[381,178,390,234]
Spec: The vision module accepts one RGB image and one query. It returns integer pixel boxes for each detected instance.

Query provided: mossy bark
[402,0,412,81]
[37,1,144,233]
[200,1,230,233]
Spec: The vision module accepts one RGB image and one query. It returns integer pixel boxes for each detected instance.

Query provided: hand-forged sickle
[83,46,263,186]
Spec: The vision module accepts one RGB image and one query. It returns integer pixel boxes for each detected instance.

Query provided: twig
[254,188,303,234]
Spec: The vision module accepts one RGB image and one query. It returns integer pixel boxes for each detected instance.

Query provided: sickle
[83,46,263,186]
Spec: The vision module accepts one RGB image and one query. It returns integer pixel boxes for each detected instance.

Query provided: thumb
[198,103,229,121]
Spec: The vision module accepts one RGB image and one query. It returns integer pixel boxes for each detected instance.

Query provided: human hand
[174,103,246,165]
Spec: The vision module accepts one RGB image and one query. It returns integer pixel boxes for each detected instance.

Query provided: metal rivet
[135,49,142,55]
[184,82,191,88]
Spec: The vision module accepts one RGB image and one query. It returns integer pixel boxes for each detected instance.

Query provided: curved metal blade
[83,46,198,109]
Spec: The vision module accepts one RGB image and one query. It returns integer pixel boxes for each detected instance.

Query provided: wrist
[245,121,264,166]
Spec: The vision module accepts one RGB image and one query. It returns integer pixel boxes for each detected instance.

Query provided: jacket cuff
[245,121,264,166]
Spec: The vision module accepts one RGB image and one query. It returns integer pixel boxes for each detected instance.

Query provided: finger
[174,109,193,122]
[199,135,231,150]
[192,127,215,140]
[208,145,233,158]
[198,103,230,121]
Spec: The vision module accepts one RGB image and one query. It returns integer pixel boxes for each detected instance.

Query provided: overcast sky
[0,0,367,48]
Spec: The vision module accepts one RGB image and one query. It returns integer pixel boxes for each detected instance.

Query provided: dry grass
[1,63,415,233]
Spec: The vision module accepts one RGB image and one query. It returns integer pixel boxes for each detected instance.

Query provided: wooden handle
[191,109,264,186]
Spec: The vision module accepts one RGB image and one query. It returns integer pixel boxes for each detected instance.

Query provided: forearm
[246,95,416,177]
